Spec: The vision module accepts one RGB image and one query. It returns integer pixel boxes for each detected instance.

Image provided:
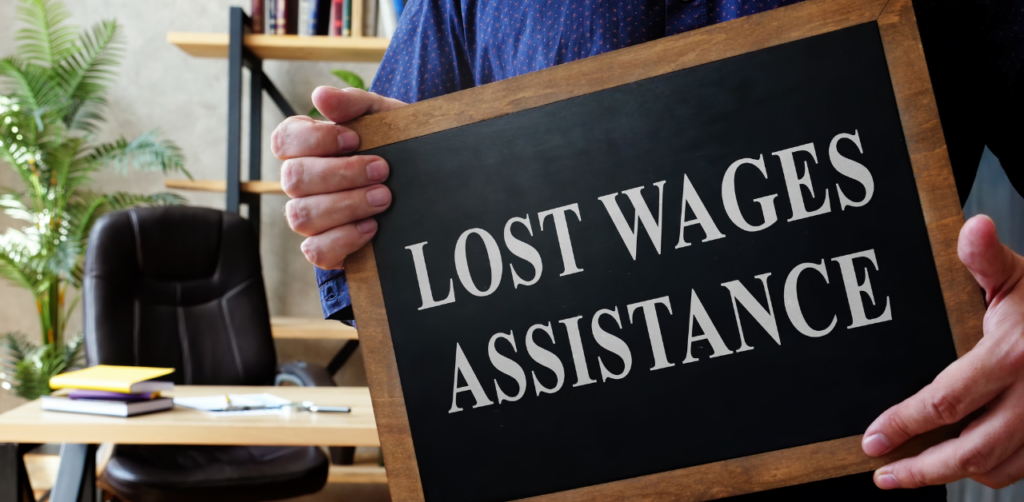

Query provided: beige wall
[0,0,377,373]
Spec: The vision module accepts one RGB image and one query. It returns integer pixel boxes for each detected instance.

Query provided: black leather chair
[83,206,331,502]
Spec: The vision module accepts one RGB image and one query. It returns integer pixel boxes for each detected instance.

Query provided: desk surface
[0,386,378,447]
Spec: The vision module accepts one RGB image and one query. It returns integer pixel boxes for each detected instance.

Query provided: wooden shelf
[328,464,387,484]
[271,316,358,341]
[165,179,284,194]
[167,32,390,62]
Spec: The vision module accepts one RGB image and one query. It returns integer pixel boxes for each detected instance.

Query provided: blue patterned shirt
[316,0,1024,323]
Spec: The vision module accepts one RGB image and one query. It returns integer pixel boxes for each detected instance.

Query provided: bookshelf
[165,179,284,194]
[271,317,359,341]
[166,7,383,381]
[167,33,390,62]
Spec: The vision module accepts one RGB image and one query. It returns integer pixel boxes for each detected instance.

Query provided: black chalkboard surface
[346,1,984,500]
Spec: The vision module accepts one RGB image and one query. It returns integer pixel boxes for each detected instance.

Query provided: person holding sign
[272,0,1023,499]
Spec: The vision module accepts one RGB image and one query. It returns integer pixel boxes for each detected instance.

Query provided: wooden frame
[344,0,986,499]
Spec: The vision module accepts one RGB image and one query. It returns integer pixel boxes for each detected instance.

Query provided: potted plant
[0,0,191,399]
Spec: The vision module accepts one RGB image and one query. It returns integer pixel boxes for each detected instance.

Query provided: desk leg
[50,444,96,502]
[0,443,35,502]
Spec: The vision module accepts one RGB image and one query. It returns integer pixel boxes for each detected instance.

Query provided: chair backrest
[83,206,277,385]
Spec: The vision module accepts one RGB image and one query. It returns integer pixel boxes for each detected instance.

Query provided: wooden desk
[0,386,379,502]
[0,386,377,446]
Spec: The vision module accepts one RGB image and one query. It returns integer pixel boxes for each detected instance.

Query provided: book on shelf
[329,0,344,36]
[393,0,404,19]
[316,0,332,35]
[265,0,276,34]
[49,365,174,394]
[274,0,286,34]
[41,395,174,417]
[298,0,312,36]
[289,0,301,34]
[363,0,377,37]
[379,0,397,38]
[251,0,265,33]
[252,0,384,37]
[343,0,352,37]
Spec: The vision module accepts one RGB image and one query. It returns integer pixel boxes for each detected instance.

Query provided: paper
[173,393,292,416]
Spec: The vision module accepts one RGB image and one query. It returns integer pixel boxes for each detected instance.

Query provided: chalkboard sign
[344,0,985,500]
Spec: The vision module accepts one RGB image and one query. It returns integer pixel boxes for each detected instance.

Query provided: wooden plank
[167,32,389,62]
[165,179,285,194]
[0,386,378,447]
[520,426,961,502]
[272,316,359,340]
[328,464,388,484]
[876,0,986,357]
[347,244,425,501]
[23,453,60,499]
[344,0,984,500]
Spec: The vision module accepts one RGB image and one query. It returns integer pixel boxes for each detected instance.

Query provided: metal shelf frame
[226,7,297,240]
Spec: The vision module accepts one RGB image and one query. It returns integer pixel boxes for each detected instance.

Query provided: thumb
[311,86,406,125]
[958,214,1024,303]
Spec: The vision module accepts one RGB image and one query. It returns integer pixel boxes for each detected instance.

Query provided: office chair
[83,206,331,502]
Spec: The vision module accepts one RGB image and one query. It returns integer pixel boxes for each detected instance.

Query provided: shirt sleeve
[314,0,474,322]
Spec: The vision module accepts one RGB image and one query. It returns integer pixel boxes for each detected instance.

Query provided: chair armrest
[276,361,336,387]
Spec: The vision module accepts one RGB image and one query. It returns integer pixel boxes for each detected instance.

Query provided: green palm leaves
[0,0,190,398]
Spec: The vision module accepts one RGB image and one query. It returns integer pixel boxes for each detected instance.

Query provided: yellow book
[49,365,175,394]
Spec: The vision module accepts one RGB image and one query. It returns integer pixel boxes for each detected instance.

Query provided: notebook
[68,390,159,401]
[41,396,174,417]
[49,365,174,394]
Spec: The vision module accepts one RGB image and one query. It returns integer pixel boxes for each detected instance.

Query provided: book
[298,0,313,36]
[363,0,377,37]
[378,0,397,38]
[329,0,344,36]
[315,0,332,35]
[251,0,265,34]
[266,0,277,34]
[49,365,174,394]
[343,0,352,37]
[285,0,299,34]
[68,390,159,402]
[42,396,173,417]
[392,0,403,20]
[276,0,287,34]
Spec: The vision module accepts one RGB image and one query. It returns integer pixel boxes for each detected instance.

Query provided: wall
[0,0,379,383]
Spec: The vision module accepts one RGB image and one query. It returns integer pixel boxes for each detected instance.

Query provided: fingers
[874,379,1024,489]
[281,155,389,198]
[286,184,391,237]
[972,441,1024,489]
[311,86,407,124]
[300,219,378,270]
[959,214,1024,303]
[271,115,361,160]
[863,342,1014,457]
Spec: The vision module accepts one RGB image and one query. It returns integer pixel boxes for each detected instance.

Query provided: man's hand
[862,214,1024,489]
[272,86,407,269]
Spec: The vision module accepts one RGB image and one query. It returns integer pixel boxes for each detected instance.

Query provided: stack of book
[42,365,176,417]
[251,0,401,38]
